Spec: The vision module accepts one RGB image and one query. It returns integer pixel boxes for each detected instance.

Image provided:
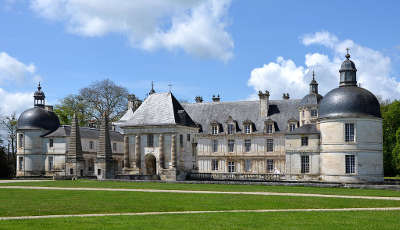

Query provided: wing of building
[16,54,383,183]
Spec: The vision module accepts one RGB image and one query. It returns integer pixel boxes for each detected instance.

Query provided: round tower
[16,83,60,177]
[318,52,383,182]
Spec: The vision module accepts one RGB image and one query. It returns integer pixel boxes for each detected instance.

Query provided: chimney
[282,93,290,100]
[195,96,203,103]
[212,94,220,102]
[258,90,270,117]
[45,105,53,112]
[128,94,142,111]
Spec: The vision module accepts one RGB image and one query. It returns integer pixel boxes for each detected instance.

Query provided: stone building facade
[16,53,383,183]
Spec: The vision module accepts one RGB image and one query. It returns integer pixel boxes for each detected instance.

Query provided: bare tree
[1,112,17,162]
[80,79,129,122]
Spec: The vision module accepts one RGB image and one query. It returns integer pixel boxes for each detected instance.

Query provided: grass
[1,211,400,230]
[1,179,400,197]
[0,188,399,217]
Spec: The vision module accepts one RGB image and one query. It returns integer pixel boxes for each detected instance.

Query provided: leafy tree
[392,128,400,175]
[381,100,400,176]
[54,79,129,126]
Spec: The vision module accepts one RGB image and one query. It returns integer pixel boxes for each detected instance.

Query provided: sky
[1,0,400,117]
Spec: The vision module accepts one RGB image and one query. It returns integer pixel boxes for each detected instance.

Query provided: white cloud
[30,0,234,61]
[0,52,40,115]
[248,31,400,100]
[0,89,32,115]
[0,52,40,84]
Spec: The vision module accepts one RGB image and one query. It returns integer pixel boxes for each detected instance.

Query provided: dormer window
[311,109,318,117]
[289,123,296,132]
[266,123,273,134]
[212,125,219,135]
[227,124,234,134]
[245,124,251,134]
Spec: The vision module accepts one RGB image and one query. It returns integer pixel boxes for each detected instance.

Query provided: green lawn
[0,189,399,217]
[1,179,400,197]
[1,211,400,230]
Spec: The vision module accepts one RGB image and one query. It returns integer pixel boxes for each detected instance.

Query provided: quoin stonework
[16,53,383,183]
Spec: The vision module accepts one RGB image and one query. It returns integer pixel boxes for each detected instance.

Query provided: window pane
[228,124,234,134]
[212,140,218,152]
[345,123,355,142]
[267,139,273,152]
[228,140,235,152]
[301,137,308,146]
[148,134,154,147]
[245,139,251,152]
[228,161,235,172]
[345,155,355,174]
[212,159,219,171]
[245,159,251,172]
[301,155,310,173]
[267,159,274,173]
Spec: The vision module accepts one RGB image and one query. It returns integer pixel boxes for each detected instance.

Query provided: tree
[392,128,400,175]
[54,79,129,126]
[381,100,400,176]
[1,113,17,163]
[79,79,129,122]
[54,95,92,127]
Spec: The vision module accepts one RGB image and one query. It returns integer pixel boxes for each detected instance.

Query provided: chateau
[16,54,383,183]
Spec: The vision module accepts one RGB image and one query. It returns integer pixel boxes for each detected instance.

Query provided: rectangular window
[245,124,251,134]
[49,139,54,148]
[228,140,235,152]
[97,169,101,176]
[212,139,218,152]
[345,155,356,174]
[267,159,274,173]
[113,143,117,151]
[88,159,94,171]
[89,141,94,150]
[245,159,252,172]
[266,139,273,152]
[70,168,74,175]
[212,125,218,135]
[147,134,154,147]
[212,159,219,171]
[187,134,190,142]
[266,124,273,134]
[244,139,251,152]
[48,156,54,171]
[345,123,355,142]
[18,134,23,148]
[289,123,296,132]
[227,124,234,134]
[228,161,235,173]
[301,155,310,173]
[311,109,318,117]
[180,134,184,148]
[301,136,309,146]
[18,157,23,170]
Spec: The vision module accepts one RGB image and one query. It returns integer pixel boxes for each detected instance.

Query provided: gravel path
[1,185,400,200]
[1,207,400,220]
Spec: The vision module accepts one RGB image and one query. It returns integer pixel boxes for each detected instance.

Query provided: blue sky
[1,0,400,115]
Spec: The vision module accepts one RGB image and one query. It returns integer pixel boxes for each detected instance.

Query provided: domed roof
[319,86,381,119]
[340,54,357,72]
[17,107,60,131]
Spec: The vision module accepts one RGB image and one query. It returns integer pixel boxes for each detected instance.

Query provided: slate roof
[43,125,123,141]
[116,92,197,127]
[286,124,320,135]
[182,99,301,134]
[299,93,323,107]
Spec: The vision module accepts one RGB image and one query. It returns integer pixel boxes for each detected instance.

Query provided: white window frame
[266,123,273,134]
[212,159,219,171]
[244,124,251,134]
[244,139,251,152]
[266,139,273,152]
[345,155,356,174]
[212,125,218,135]
[345,123,355,142]
[212,139,218,153]
[245,159,252,172]
[227,124,234,134]
[228,140,235,152]
[289,123,296,132]
[228,161,235,173]
[301,155,310,173]
[267,159,274,173]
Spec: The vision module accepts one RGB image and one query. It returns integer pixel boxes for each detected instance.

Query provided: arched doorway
[145,154,156,175]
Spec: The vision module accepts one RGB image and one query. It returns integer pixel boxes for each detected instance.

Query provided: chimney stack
[195,96,203,103]
[258,90,270,117]
[212,94,220,102]
[282,93,290,100]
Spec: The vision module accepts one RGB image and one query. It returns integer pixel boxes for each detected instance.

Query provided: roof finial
[38,82,42,91]
[149,81,156,95]
[345,48,351,59]
[312,70,315,80]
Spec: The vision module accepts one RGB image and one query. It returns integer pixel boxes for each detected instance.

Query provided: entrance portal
[145,154,156,175]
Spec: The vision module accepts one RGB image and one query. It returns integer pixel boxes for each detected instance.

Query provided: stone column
[123,135,130,168]
[159,134,164,169]
[171,134,177,168]
[135,135,141,169]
